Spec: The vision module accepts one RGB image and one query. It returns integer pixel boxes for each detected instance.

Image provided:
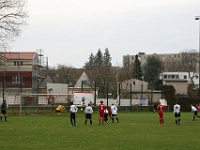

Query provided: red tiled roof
[0,52,37,60]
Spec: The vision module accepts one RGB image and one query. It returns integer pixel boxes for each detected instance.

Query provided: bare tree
[0,0,28,50]
[180,49,198,86]
[164,57,183,72]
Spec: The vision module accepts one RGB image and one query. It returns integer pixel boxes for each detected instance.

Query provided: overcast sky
[11,0,200,68]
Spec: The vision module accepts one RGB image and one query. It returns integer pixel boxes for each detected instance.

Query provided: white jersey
[191,106,197,112]
[104,109,108,114]
[111,105,118,115]
[84,106,93,114]
[173,104,180,113]
[70,104,78,113]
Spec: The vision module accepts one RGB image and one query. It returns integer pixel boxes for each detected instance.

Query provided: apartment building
[123,52,182,68]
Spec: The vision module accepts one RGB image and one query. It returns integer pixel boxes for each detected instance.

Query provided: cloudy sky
[11,0,200,68]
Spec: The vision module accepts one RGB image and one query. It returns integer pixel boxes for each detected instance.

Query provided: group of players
[98,101,119,125]
[2,99,200,126]
[156,101,200,125]
[68,101,119,127]
[55,101,119,127]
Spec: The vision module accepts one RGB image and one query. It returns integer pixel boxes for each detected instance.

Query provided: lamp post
[195,16,200,92]
[141,76,143,99]
[93,81,96,106]
[106,81,109,107]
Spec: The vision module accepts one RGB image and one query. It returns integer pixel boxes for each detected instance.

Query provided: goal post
[19,93,72,116]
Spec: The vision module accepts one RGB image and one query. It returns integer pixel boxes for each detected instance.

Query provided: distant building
[123,52,182,68]
[120,78,161,102]
[160,72,198,95]
[0,51,47,102]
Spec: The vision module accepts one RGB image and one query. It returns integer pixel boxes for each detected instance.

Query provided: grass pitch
[0,111,199,150]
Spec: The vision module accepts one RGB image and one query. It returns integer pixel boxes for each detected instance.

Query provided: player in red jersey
[157,102,166,125]
[98,101,106,125]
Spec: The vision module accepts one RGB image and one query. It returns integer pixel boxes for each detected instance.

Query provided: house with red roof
[0,51,47,101]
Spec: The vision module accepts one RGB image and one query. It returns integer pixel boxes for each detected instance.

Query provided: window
[14,61,23,66]
[184,75,187,79]
[12,76,23,83]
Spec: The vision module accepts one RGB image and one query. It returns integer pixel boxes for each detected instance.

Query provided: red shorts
[99,111,104,117]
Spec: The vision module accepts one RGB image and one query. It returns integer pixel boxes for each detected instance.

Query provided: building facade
[123,52,182,68]
[0,51,47,102]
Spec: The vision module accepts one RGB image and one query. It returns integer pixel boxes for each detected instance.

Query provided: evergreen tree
[143,55,163,84]
[133,54,143,80]
[84,53,95,69]
[84,48,115,98]
[103,48,112,66]
[143,55,164,104]
[95,49,103,67]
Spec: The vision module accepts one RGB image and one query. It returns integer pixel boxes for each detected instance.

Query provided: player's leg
[159,112,163,124]
[177,113,180,125]
[161,113,164,124]
[58,110,61,116]
[111,114,114,123]
[90,115,92,125]
[4,111,7,122]
[85,114,88,125]
[70,113,74,126]
[116,115,119,123]
[193,112,196,121]
[104,114,108,123]
[99,113,101,125]
[73,114,76,127]
[174,113,178,124]
[101,114,104,125]
[99,117,101,125]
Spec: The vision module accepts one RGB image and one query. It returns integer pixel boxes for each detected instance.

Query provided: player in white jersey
[110,103,119,123]
[173,101,181,125]
[191,104,200,121]
[84,103,93,125]
[69,102,78,127]
[104,108,109,124]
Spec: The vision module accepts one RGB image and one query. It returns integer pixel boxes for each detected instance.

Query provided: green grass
[0,111,200,150]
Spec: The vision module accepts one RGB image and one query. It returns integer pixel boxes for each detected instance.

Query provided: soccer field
[0,112,199,150]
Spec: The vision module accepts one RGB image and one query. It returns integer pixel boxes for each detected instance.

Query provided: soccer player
[111,103,119,123]
[69,102,78,127]
[55,104,65,115]
[1,100,7,122]
[191,104,200,121]
[196,104,200,112]
[104,108,109,124]
[98,101,106,125]
[157,102,166,125]
[84,103,93,125]
[173,101,181,125]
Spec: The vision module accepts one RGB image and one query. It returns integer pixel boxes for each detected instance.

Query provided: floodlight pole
[195,16,200,93]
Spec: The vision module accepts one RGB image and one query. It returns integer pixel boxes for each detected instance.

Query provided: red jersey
[157,104,166,112]
[197,106,200,112]
[98,103,106,117]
